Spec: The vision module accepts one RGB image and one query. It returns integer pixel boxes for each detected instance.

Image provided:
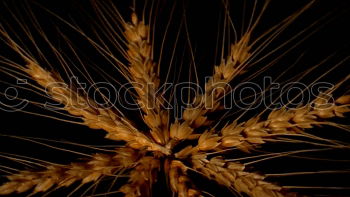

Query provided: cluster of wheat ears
[0,0,350,196]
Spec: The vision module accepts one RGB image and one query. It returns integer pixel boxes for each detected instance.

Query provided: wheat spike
[169,0,315,144]
[219,94,350,152]
[25,61,169,154]
[124,13,170,146]
[174,94,350,156]
[0,16,168,154]
[0,148,138,195]
[191,154,297,197]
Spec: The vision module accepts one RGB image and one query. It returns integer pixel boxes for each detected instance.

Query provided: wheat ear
[0,148,138,195]
[170,1,315,144]
[166,36,252,151]
[124,13,170,146]
[191,154,296,197]
[166,27,255,152]
[119,156,160,197]
[25,61,169,154]
[174,94,350,156]
[218,94,350,152]
[172,37,252,134]
[0,26,168,154]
